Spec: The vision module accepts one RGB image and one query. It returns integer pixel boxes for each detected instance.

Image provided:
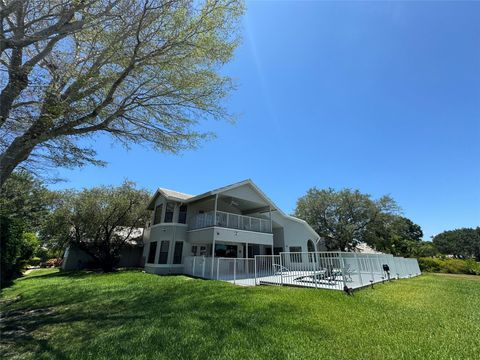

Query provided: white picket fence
[184,252,421,290]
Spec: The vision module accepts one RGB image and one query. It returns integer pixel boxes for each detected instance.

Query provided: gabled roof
[185,179,279,212]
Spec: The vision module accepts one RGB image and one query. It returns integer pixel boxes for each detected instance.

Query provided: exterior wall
[187,227,273,246]
[270,211,322,253]
[272,227,285,249]
[143,223,188,274]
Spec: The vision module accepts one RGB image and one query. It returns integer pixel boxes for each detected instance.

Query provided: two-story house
[142,179,322,275]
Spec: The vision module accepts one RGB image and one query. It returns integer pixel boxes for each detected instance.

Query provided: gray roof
[158,188,194,201]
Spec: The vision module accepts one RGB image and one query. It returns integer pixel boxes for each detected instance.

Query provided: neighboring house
[142,179,323,275]
[62,228,144,271]
[355,242,384,254]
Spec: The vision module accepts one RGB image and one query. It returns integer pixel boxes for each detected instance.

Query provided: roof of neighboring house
[355,242,384,254]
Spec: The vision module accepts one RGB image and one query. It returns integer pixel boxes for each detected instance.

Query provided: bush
[419,257,480,275]
[29,257,42,266]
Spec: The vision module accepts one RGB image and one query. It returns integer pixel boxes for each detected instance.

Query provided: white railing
[184,256,256,285]
[255,252,421,290]
[183,253,421,290]
[188,210,271,233]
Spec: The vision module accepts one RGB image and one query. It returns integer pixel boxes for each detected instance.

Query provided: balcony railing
[189,210,271,233]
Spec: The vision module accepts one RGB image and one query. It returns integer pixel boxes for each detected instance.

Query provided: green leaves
[294,187,401,251]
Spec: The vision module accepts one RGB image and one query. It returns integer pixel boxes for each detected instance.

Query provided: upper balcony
[189,210,272,233]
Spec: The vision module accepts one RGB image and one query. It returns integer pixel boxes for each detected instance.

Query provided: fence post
[339,252,347,289]
[202,256,205,278]
[192,256,196,277]
[254,256,257,286]
[313,253,318,289]
[279,253,284,286]
[217,258,220,280]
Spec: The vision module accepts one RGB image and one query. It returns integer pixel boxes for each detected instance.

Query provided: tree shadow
[1,272,333,359]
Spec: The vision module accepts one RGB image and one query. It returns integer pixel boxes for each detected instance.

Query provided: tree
[364,215,425,256]
[294,188,400,251]
[0,0,244,186]
[0,171,52,228]
[1,171,50,285]
[46,182,150,271]
[433,228,480,261]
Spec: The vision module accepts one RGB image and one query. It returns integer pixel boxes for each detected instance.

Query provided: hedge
[418,257,480,275]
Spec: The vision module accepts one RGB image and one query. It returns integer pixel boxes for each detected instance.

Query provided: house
[142,179,323,275]
[62,227,144,271]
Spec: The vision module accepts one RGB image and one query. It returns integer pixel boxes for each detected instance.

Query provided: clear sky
[50,1,480,240]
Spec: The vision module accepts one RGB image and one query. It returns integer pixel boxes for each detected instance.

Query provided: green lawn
[1,270,479,360]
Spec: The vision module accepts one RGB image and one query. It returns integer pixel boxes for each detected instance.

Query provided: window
[153,204,163,225]
[178,205,187,224]
[215,244,237,258]
[158,241,169,264]
[173,242,183,264]
[247,244,260,258]
[191,245,198,256]
[164,202,174,223]
[289,246,302,263]
[307,240,316,262]
[147,242,157,263]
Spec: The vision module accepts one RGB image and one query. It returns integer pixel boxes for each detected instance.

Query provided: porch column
[246,242,249,274]
[269,206,272,232]
[211,194,218,278]
[211,239,215,279]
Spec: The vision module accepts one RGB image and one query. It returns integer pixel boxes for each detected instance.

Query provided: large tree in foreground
[0,0,243,186]
[294,188,400,251]
[45,182,150,271]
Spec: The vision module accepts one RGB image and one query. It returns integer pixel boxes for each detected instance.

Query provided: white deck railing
[189,210,271,233]
[184,253,421,290]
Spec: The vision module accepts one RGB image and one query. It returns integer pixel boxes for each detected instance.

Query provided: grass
[1,270,479,360]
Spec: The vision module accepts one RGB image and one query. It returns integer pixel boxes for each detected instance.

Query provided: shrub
[29,257,42,266]
[419,257,480,275]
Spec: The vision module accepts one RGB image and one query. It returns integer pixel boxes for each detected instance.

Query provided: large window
[178,205,187,224]
[164,202,174,223]
[153,204,163,225]
[173,242,184,264]
[158,241,170,264]
[215,244,237,258]
[289,246,302,263]
[147,242,157,263]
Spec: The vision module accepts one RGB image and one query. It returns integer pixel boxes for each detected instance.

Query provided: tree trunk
[0,132,39,187]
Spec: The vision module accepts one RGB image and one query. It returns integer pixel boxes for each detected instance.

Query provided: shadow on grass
[1,271,332,359]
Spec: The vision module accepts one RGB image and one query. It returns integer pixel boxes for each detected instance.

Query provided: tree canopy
[0,171,48,285]
[0,0,244,186]
[432,228,480,261]
[45,181,150,271]
[294,188,400,251]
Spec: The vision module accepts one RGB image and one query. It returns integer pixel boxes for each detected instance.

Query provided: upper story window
[164,202,174,223]
[153,204,163,225]
[178,205,187,224]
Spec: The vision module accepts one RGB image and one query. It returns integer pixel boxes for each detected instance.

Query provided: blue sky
[51,1,480,240]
